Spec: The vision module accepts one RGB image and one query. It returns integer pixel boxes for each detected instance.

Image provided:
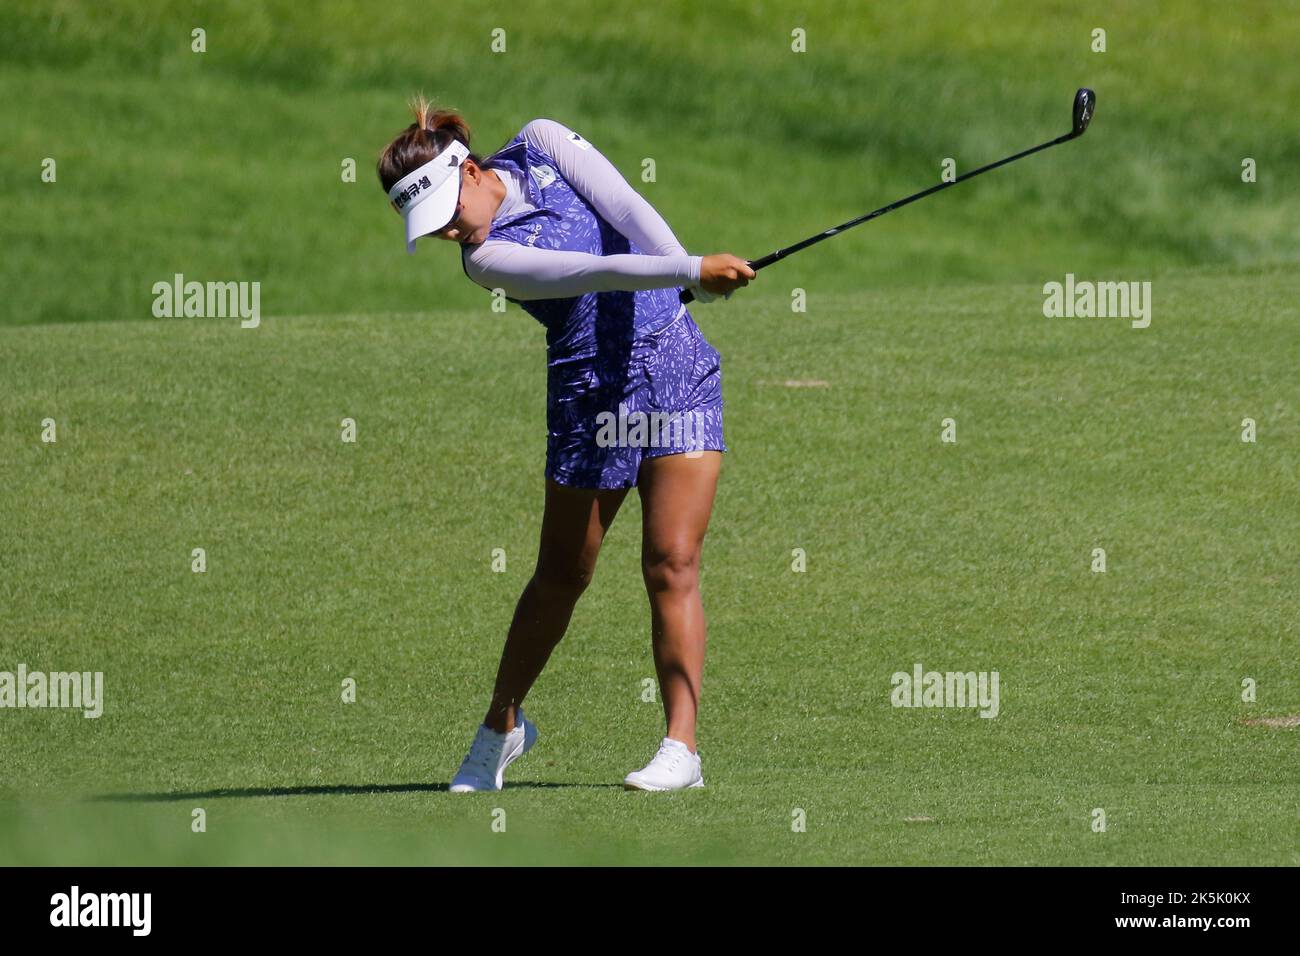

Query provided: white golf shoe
[449,710,538,792]
[623,737,705,791]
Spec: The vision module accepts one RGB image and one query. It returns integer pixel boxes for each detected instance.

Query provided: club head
[1071,88,1096,138]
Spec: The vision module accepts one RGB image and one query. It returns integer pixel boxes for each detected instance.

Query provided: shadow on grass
[91,781,623,802]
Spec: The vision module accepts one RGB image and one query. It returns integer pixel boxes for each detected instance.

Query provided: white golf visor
[388,140,470,253]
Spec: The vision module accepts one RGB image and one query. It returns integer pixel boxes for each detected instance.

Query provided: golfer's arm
[522,118,691,258]
[464,241,701,301]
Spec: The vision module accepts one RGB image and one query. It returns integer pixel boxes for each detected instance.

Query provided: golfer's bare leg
[638,451,722,752]
[484,479,627,733]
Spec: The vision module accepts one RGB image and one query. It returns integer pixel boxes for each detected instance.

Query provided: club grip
[678,259,759,305]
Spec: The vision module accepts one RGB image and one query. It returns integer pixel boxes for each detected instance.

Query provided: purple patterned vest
[462,131,685,362]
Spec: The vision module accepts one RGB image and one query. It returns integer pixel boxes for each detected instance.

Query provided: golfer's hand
[699,254,755,296]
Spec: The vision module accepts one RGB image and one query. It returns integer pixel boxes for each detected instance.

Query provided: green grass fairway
[1,0,1297,865]
[2,268,1296,865]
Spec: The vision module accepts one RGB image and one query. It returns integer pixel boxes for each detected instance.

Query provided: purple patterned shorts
[545,308,726,489]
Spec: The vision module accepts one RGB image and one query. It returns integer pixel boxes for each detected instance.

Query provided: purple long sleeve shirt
[462,119,703,301]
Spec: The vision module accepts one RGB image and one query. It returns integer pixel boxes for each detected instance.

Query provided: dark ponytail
[377,95,484,192]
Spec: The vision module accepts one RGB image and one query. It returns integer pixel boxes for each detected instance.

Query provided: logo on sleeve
[566,131,591,150]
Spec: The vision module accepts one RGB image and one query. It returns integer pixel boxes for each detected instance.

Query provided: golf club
[682,88,1096,304]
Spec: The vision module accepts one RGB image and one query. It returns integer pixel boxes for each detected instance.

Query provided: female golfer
[378,99,754,792]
